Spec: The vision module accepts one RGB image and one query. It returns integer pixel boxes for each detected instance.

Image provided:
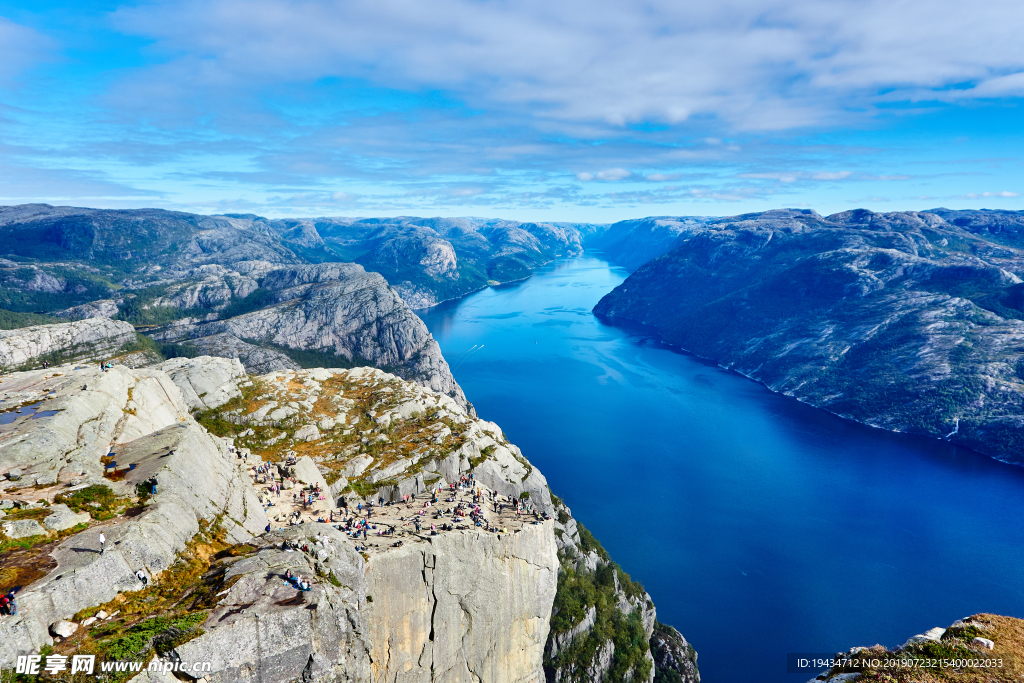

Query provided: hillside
[594,208,1024,465]
[0,356,698,683]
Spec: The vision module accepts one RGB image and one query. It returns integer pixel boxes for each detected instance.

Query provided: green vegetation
[116,282,208,326]
[97,612,207,661]
[54,484,129,521]
[0,533,52,555]
[546,521,651,682]
[159,341,202,359]
[251,339,379,371]
[0,308,60,329]
[218,287,276,319]
[0,265,115,313]
[117,333,162,358]
[547,563,652,683]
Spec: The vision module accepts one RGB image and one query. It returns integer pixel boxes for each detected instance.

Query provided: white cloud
[0,17,54,84]
[110,0,1024,133]
[739,170,859,183]
[596,168,631,181]
[577,169,631,181]
[961,191,1020,198]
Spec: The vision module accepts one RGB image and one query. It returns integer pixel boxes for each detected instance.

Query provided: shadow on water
[419,254,1024,683]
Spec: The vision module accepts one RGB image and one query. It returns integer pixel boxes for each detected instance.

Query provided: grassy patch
[822,613,1024,682]
[54,484,129,521]
[546,520,651,683]
[58,523,240,681]
[0,308,61,329]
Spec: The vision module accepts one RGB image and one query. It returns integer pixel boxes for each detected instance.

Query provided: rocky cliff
[0,318,137,371]
[595,208,1024,466]
[809,613,1023,682]
[278,217,602,308]
[585,217,711,272]
[149,263,468,410]
[0,357,695,683]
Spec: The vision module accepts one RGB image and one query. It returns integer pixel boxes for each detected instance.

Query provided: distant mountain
[585,215,713,271]
[594,208,1024,465]
[272,216,604,307]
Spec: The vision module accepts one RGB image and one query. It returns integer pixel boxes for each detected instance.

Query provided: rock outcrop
[156,356,246,411]
[54,299,120,320]
[152,264,469,410]
[0,355,691,683]
[810,613,1022,682]
[0,318,136,371]
[595,208,1024,465]
[301,217,600,308]
[172,525,373,683]
[0,362,268,663]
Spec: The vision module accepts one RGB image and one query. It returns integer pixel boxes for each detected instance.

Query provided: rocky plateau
[0,354,696,683]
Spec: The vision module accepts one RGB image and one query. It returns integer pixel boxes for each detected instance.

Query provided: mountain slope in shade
[595,208,1024,465]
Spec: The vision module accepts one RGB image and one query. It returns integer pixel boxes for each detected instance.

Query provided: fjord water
[419,254,1024,683]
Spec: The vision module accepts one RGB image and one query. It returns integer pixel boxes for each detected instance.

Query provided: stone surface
[157,356,246,411]
[152,263,470,410]
[364,521,558,683]
[293,424,320,441]
[174,525,371,683]
[0,318,136,370]
[42,503,91,531]
[54,299,119,321]
[0,363,268,664]
[49,620,78,638]
[2,518,45,538]
[974,637,995,649]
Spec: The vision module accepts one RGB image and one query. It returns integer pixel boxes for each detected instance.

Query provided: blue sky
[1,0,1023,222]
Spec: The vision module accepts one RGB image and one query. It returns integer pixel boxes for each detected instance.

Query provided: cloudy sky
[1,0,1023,220]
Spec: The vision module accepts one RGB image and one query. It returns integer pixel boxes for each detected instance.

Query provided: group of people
[283,569,312,591]
[0,591,17,616]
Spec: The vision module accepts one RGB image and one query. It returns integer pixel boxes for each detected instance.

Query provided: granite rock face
[153,264,469,410]
[0,318,136,370]
[302,217,602,308]
[364,522,558,683]
[595,208,1024,465]
[1,357,692,683]
[0,362,268,664]
[54,299,120,320]
[156,356,246,411]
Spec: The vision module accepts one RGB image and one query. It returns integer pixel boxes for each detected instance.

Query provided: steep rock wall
[364,522,558,683]
[0,318,136,370]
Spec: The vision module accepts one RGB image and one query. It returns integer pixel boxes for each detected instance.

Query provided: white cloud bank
[110,0,1024,132]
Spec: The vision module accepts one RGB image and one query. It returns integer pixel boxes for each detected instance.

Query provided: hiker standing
[99,531,106,555]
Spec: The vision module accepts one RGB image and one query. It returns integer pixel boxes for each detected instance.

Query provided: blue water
[419,254,1024,683]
